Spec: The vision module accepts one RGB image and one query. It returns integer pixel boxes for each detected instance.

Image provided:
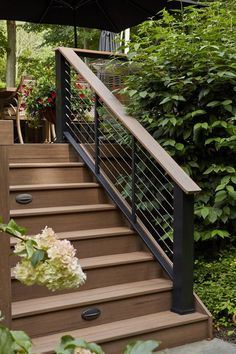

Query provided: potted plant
[24,72,56,127]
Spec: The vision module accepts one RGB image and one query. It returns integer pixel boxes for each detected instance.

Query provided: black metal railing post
[171,184,195,314]
[94,94,101,174]
[131,136,137,223]
[56,50,70,142]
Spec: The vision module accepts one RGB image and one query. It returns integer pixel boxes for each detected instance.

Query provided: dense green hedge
[124,2,236,243]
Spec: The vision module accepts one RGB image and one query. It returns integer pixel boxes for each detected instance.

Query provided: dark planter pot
[41,107,56,125]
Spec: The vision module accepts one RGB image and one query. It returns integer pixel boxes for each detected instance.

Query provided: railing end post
[171,184,195,315]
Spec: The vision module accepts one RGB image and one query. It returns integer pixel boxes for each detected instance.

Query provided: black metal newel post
[131,136,137,223]
[171,184,195,315]
[94,94,101,174]
[56,50,70,142]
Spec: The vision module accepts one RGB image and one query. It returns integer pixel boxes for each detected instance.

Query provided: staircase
[7,143,211,354]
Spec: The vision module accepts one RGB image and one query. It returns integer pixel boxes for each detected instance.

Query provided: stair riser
[8,144,80,163]
[10,187,108,209]
[99,320,209,354]
[12,261,161,301]
[10,234,143,267]
[10,166,93,185]
[12,292,171,337]
[11,209,123,234]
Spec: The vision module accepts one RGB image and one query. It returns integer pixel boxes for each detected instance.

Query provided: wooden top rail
[57,47,201,194]
[72,48,127,61]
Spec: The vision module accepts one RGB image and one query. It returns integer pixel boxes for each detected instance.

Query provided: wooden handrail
[57,47,201,194]
[72,48,127,60]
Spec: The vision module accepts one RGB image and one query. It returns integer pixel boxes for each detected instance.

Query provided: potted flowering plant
[25,74,56,127]
[25,72,94,129]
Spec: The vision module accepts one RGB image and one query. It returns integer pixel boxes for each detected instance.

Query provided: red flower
[51,91,56,98]
[76,82,82,89]
[48,97,53,103]
[79,93,86,99]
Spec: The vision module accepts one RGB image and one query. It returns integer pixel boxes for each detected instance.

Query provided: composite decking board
[10,182,100,191]
[10,204,116,217]
[79,252,153,269]
[32,311,208,353]
[9,162,84,168]
[12,278,172,317]
[11,251,154,278]
[10,226,135,245]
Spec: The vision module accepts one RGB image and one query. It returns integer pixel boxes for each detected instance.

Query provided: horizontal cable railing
[56,47,201,315]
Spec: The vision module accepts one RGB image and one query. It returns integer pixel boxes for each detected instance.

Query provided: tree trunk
[6,20,16,87]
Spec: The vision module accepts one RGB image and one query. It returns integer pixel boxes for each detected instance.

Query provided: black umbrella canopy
[0,0,202,32]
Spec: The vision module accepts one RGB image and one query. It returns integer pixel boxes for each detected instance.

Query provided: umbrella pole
[74,24,78,48]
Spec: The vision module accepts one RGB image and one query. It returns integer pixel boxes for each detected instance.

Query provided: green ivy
[124,1,236,243]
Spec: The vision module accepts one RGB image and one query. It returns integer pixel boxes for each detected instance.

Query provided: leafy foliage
[55,335,105,354]
[194,247,236,328]
[122,340,160,354]
[124,2,236,242]
[0,326,33,354]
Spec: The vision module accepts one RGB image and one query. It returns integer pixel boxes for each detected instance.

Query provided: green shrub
[194,247,236,327]
[124,2,236,243]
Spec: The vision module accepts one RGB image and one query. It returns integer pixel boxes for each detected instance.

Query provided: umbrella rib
[38,0,54,23]
[95,0,120,32]
[38,0,73,23]
[56,0,73,9]
[127,0,155,17]
[75,0,92,9]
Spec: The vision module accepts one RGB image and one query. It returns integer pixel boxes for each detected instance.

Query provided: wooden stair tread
[11,226,135,245]
[80,252,153,269]
[54,226,135,240]
[11,251,153,278]
[12,279,172,317]
[9,162,84,168]
[32,311,208,353]
[10,183,100,191]
[10,204,116,217]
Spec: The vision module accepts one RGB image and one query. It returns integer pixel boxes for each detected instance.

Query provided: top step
[8,144,80,163]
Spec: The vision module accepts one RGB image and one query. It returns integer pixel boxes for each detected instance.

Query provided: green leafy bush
[124,2,236,243]
[194,247,236,327]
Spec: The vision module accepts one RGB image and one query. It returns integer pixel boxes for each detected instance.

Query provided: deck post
[0,145,12,327]
[56,50,70,142]
[171,184,195,314]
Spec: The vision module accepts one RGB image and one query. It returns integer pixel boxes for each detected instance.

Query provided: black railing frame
[55,49,196,315]
[56,51,71,142]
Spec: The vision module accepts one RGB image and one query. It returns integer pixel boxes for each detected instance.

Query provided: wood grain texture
[13,291,172,337]
[0,120,13,144]
[12,259,160,301]
[0,146,11,326]
[13,279,172,317]
[9,164,93,185]
[8,144,80,163]
[10,183,107,209]
[32,311,208,354]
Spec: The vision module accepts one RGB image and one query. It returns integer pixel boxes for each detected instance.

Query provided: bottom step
[32,311,209,354]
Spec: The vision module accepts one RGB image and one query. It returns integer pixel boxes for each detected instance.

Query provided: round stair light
[16,194,33,204]
[81,308,101,321]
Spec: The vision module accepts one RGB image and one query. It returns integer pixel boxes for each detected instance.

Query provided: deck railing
[55,47,201,315]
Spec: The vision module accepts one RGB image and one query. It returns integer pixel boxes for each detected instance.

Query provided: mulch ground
[214,328,236,344]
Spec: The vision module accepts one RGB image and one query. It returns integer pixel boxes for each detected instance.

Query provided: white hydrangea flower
[13,227,86,291]
[74,349,95,354]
